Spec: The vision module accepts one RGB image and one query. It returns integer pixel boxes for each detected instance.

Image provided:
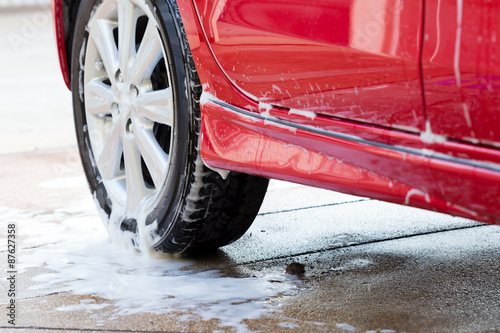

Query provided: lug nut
[95,58,104,72]
[126,120,134,136]
[116,70,123,83]
[130,85,139,98]
[111,103,119,115]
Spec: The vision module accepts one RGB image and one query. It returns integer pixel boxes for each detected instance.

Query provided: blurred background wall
[0,2,74,155]
[0,0,49,9]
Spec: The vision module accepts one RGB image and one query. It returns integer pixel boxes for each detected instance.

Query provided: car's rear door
[422,0,500,145]
[194,0,426,132]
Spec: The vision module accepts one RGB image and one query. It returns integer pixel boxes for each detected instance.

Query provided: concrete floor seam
[257,199,371,216]
[212,223,488,271]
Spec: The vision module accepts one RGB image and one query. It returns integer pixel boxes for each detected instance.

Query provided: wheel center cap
[117,89,134,118]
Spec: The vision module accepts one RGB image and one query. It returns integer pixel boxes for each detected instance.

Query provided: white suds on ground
[2,193,295,331]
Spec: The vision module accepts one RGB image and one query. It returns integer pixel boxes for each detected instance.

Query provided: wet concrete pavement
[1,6,500,333]
[1,148,499,333]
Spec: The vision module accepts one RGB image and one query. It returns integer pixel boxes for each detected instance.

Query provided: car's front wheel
[71,0,269,254]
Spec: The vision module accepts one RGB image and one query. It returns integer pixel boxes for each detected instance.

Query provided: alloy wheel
[83,0,173,218]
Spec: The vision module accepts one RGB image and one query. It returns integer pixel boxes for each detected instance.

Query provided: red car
[53,0,500,253]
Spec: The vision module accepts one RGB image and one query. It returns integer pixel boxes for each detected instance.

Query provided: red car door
[423,0,500,145]
[194,0,426,133]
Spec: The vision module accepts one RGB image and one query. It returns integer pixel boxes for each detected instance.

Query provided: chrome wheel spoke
[130,21,162,84]
[135,88,173,126]
[90,19,119,83]
[123,136,146,210]
[97,122,123,181]
[117,0,140,81]
[86,80,116,116]
[133,121,168,189]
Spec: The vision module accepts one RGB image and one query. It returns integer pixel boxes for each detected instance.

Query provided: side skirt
[200,93,500,225]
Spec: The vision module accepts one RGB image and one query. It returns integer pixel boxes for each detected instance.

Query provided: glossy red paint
[193,0,426,132]
[423,0,500,145]
[52,0,70,89]
[200,96,500,225]
[179,0,500,225]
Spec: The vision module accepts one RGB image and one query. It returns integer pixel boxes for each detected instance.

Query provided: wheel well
[62,0,83,87]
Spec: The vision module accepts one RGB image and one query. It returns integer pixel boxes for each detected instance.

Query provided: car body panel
[423,0,500,145]
[193,0,426,132]
[52,0,70,89]
[201,94,500,225]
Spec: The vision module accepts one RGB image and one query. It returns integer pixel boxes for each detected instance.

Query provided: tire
[71,0,269,254]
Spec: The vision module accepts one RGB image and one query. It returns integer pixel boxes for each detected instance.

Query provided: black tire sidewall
[71,0,196,243]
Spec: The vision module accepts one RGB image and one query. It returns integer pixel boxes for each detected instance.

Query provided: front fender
[52,0,82,90]
[52,0,69,89]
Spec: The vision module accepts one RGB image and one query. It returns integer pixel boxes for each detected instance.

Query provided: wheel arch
[52,0,82,89]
